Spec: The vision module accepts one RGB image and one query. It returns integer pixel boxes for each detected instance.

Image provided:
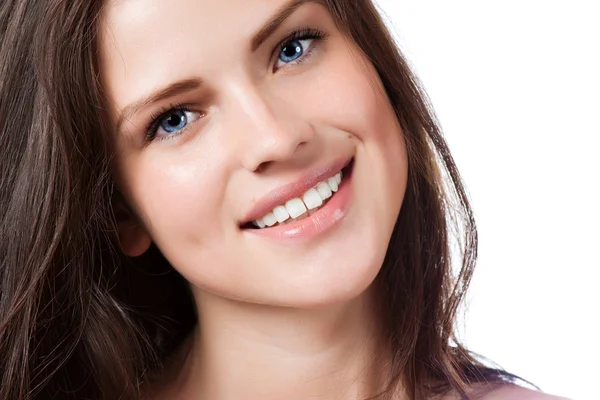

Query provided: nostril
[253,161,269,174]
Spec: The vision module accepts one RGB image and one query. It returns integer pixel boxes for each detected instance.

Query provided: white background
[373,1,599,399]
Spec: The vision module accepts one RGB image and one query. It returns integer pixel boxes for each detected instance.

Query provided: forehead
[102,0,285,48]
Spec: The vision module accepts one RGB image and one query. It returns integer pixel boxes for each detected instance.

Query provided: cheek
[122,147,228,246]
[299,44,407,180]
[309,46,408,223]
[298,47,400,147]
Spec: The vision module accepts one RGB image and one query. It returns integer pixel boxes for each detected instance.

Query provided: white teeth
[262,212,277,227]
[273,205,290,223]
[316,182,333,200]
[327,176,339,192]
[303,188,323,210]
[285,198,307,219]
[251,170,345,228]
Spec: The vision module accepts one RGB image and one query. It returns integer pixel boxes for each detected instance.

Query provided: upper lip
[240,156,353,226]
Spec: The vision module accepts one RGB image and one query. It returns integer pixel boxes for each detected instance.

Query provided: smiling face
[99,0,408,307]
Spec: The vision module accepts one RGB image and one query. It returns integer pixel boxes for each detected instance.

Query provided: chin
[262,231,389,309]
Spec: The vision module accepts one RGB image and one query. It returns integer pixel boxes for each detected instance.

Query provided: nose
[227,82,315,173]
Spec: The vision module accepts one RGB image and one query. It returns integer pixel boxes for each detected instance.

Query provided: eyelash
[274,26,327,70]
[144,27,328,143]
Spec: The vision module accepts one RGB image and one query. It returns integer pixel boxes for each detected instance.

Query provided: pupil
[168,114,181,127]
[283,42,301,58]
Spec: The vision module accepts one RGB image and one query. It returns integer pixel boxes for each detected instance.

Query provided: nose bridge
[227,79,311,172]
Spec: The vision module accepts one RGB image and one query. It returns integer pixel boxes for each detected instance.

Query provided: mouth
[240,158,354,231]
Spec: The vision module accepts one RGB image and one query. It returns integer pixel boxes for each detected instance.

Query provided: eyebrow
[116,78,202,133]
[116,0,316,132]
[250,0,314,51]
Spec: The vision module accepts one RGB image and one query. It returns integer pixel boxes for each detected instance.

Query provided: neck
[169,286,395,400]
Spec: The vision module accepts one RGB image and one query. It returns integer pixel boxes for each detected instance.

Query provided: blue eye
[146,106,201,142]
[274,27,328,70]
[160,109,188,133]
[278,38,312,64]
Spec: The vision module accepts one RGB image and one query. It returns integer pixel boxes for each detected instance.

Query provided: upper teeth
[252,170,343,228]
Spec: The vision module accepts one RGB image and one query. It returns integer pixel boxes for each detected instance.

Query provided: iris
[160,110,187,134]
[279,39,305,63]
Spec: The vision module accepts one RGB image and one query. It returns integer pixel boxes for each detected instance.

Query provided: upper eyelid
[148,104,187,130]
[271,28,325,65]
[146,104,198,140]
[146,108,208,144]
[275,27,321,49]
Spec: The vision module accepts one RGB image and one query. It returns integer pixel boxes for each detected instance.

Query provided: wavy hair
[0,0,515,398]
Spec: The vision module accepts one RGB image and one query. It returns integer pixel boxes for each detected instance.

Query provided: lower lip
[244,163,354,241]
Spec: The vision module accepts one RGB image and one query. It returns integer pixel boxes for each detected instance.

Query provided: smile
[251,169,343,229]
[241,158,354,240]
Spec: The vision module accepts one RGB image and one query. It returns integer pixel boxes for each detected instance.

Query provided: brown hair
[0,0,517,399]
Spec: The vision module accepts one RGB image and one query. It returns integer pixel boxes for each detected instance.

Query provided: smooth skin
[99,0,568,398]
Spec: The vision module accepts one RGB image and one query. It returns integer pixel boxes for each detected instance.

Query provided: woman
[0,0,566,399]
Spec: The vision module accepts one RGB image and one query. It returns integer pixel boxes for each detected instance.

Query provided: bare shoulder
[478,385,570,400]
[441,384,571,400]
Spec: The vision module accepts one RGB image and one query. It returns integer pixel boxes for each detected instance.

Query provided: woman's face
[100,0,408,307]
